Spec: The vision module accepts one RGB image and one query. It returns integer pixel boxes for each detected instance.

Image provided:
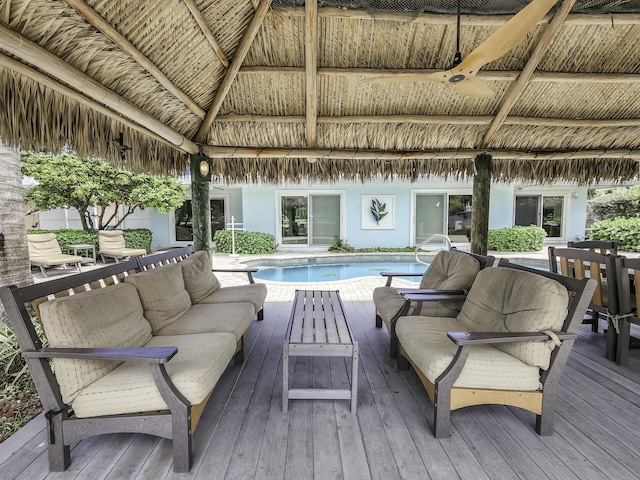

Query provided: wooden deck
[2,300,640,479]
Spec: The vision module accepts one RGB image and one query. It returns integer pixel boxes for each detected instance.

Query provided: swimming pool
[249,256,549,283]
[252,259,429,282]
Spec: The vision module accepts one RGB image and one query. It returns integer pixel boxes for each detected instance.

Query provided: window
[278,192,344,246]
[414,193,472,245]
[515,194,564,238]
[174,198,227,242]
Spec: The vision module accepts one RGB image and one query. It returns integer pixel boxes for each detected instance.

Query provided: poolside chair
[613,256,640,365]
[98,230,146,263]
[373,249,495,357]
[27,233,83,277]
[567,240,617,256]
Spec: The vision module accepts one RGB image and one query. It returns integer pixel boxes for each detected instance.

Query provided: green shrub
[214,230,276,254]
[588,187,640,221]
[27,228,152,253]
[590,217,640,251]
[328,236,355,253]
[488,226,547,252]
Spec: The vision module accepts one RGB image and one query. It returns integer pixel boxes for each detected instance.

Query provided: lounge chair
[98,230,146,263]
[27,233,83,277]
[372,249,495,357]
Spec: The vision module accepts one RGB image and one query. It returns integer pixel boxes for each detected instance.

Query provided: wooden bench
[282,290,359,413]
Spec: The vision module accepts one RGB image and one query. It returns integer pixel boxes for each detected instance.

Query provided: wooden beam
[63,0,206,119]
[305,0,318,148]
[0,23,198,154]
[470,153,491,256]
[237,66,640,84]
[1,2,9,24]
[0,52,182,152]
[194,0,272,143]
[270,7,640,26]
[201,145,640,161]
[480,0,577,149]
[182,0,230,68]
[213,114,640,128]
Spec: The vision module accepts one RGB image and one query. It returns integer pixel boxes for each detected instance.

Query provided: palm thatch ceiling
[1,0,639,184]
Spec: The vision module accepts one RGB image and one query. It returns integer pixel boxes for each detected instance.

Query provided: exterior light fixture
[190,154,211,182]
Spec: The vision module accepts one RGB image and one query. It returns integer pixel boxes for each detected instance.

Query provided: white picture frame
[362,195,395,229]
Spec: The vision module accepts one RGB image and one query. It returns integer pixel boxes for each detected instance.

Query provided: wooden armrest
[380,272,423,277]
[397,288,466,296]
[403,292,467,302]
[211,268,257,283]
[447,331,576,346]
[23,346,178,363]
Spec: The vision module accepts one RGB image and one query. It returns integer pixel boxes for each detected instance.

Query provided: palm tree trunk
[0,142,33,303]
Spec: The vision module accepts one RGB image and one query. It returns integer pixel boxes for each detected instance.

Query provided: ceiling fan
[366,0,559,97]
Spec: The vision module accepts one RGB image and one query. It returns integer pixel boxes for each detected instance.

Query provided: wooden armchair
[395,260,596,438]
[613,256,640,365]
[567,240,618,255]
[373,249,495,357]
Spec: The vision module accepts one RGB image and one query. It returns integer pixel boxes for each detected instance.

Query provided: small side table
[67,244,96,264]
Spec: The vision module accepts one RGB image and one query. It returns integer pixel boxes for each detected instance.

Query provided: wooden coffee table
[282,290,359,413]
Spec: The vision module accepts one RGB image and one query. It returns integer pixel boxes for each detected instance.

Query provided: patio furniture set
[27,230,147,277]
[1,245,601,472]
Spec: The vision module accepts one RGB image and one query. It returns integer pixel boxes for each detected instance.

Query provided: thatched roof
[1,0,639,184]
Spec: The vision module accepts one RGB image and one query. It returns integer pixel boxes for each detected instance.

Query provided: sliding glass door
[280,193,342,246]
[515,195,564,238]
[414,193,473,245]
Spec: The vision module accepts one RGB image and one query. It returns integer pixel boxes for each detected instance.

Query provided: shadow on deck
[2,300,640,479]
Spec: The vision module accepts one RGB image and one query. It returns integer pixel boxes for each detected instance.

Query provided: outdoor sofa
[0,246,267,473]
[395,259,595,438]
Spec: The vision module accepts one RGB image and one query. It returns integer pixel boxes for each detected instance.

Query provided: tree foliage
[588,186,640,222]
[22,152,187,231]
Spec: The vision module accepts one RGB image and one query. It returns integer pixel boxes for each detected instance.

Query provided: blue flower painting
[370,198,389,225]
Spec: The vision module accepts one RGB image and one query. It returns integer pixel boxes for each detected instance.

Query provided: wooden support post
[190,155,212,261]
[470,153,491,256]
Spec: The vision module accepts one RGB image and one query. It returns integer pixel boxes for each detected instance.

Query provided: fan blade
[457,0,558,74]
[451,76,494,97]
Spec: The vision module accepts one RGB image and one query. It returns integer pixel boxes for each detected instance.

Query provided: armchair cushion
[198,284,267,315]
[457,268,569,370]
[419,250,480,289]
[39,283,152,403]
[396,316,541,390]
[124,263,191,333]
[179,250,221,303]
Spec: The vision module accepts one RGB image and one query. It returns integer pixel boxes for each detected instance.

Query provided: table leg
[351,343,359,413]
[282,344,289,413]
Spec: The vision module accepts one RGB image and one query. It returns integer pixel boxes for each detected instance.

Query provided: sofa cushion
[179,250,221,303]
[124,263,191,333]
[396,316,542,391]
[457,268,569,370]
[373,286,461,329]
[420,250,480,290]
[198,284,267,314]
[70,332,236,417]
[39,283,152,403]
[155,302,255,340]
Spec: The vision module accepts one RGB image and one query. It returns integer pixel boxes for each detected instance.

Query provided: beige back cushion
[39,283,152,403]
[457,267,569,370]
[179,251,221,303]
[420,250,480,290]
[28,233,62,256]
[99,230,126,250]
[124,263,191,332]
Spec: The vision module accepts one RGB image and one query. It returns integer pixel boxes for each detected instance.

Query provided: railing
[414,234,452,266]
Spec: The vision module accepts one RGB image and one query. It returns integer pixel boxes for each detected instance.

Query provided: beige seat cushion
[98,230,145,257]
[70,332,236,417]
[457,268,569,370]
[155,302,255,340]
[28,233,83,266]
[198,284,267,314]
[124,263,191,332]
[419,250,480,289]
[373,286,460,329]
[39,283,153,403]
[396,316,542,391]
[179,250,221,303]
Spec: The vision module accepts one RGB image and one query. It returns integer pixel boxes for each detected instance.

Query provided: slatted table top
[285,290,354,345]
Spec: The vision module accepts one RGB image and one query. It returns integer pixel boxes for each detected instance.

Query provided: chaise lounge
[98,230,147,263]
[27,233,84,277]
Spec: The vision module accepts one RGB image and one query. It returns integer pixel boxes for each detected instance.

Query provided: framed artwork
[362,195,395,229]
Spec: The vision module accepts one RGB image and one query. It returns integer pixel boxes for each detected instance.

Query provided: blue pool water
[253,260,429,282]
[251,257,549,283]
